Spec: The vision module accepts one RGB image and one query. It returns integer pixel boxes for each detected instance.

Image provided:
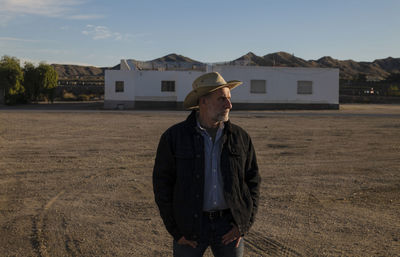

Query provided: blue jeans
[173,213,244,257]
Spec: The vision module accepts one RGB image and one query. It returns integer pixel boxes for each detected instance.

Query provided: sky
[0,0,399,67]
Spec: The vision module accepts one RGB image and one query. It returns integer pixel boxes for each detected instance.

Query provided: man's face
[203,87,232,123]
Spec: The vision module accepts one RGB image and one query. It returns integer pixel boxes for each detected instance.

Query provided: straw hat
[183,72,242,109]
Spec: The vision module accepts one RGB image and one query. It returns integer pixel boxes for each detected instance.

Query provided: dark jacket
[153,110,261,241]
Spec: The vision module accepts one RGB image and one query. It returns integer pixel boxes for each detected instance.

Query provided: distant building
[104,60,339,110]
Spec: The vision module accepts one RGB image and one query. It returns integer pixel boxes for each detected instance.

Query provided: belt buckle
[207,210,220,220]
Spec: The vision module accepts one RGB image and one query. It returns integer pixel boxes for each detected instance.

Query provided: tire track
[63,215,82,257]
[245,231,304,256]
[31,170,112,257]
[252,144,318,256]
[34,190,65,257]
[245,133,319,256]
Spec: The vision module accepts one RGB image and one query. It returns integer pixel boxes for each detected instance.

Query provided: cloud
[0,0,103,22]
[69,14,104,20]
[82,25,130,41]
[0,36,42,43]
[60,25,70,31]
[0,0,78,17]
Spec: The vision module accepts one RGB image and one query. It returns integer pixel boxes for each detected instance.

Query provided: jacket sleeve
[152,130,182,241]
[245,136,261,230]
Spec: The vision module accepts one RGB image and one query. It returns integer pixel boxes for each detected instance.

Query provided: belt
[203,209,230,220]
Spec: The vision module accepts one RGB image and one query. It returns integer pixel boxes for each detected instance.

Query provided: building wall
[104,69,204,109]
[104,70,135,109]
[134,70,203,102]
[104,64,339,110]
[212,66,339,105]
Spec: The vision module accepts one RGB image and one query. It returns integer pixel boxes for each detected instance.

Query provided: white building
[104,60,339,110]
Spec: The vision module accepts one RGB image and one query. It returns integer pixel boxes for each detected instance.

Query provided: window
[115,81,124,92]
[250,80,266,94]
[297,81,313,94]
[161,81,175,92]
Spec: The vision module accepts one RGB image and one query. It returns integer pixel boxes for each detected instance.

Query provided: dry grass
[0,104,399,256]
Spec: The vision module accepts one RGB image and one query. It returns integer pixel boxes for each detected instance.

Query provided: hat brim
[183,80,242,109]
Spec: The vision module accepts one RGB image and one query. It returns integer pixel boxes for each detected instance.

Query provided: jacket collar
[185,110,198,130]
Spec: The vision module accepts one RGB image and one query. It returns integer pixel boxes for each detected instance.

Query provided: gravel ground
[0,104,399,256]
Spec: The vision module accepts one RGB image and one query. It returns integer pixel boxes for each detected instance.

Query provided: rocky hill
[52,64,103,79]
[230,52,400,80]
[151,53,201,63]
[124,53,205,71]
[52,52,400,81]
[51,64,120,80]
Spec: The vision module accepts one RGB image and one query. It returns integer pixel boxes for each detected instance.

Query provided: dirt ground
[0,104,399,256]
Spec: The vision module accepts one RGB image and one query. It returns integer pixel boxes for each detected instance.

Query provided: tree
[388,85,400,96]
[354,73,367,82]
[1,56,60,104]
[385,72,400,83]
[0,56,24,104]
[37,63,58,103]
[23,62,40,102]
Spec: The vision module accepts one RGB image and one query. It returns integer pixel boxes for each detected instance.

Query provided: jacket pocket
[228,147,244,177]
[174,148,195,179]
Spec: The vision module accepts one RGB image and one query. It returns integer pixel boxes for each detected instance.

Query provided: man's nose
[224,98,232,109]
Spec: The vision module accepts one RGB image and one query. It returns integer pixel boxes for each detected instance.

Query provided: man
[153,72,261,257]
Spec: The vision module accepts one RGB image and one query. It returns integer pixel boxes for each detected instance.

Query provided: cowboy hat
[183,72,242,109]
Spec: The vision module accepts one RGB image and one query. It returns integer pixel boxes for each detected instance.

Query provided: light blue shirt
[196,120,229,211]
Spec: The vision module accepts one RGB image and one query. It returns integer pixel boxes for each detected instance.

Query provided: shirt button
[196,174,200,179]
[196,154,201,158]
[195,194,200,198]
[194,214,199,218]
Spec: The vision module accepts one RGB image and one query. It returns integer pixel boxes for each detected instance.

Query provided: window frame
[161,80,176,92]
[297,80,313,95]
[115,81,124,93]
[250,79,267,94]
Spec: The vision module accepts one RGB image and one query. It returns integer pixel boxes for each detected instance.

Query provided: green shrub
[388,85,400,96]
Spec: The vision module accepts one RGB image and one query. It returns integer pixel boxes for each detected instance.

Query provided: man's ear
[199,96,207,106]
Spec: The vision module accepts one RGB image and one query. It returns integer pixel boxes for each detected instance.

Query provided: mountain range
[52,52,400,81]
